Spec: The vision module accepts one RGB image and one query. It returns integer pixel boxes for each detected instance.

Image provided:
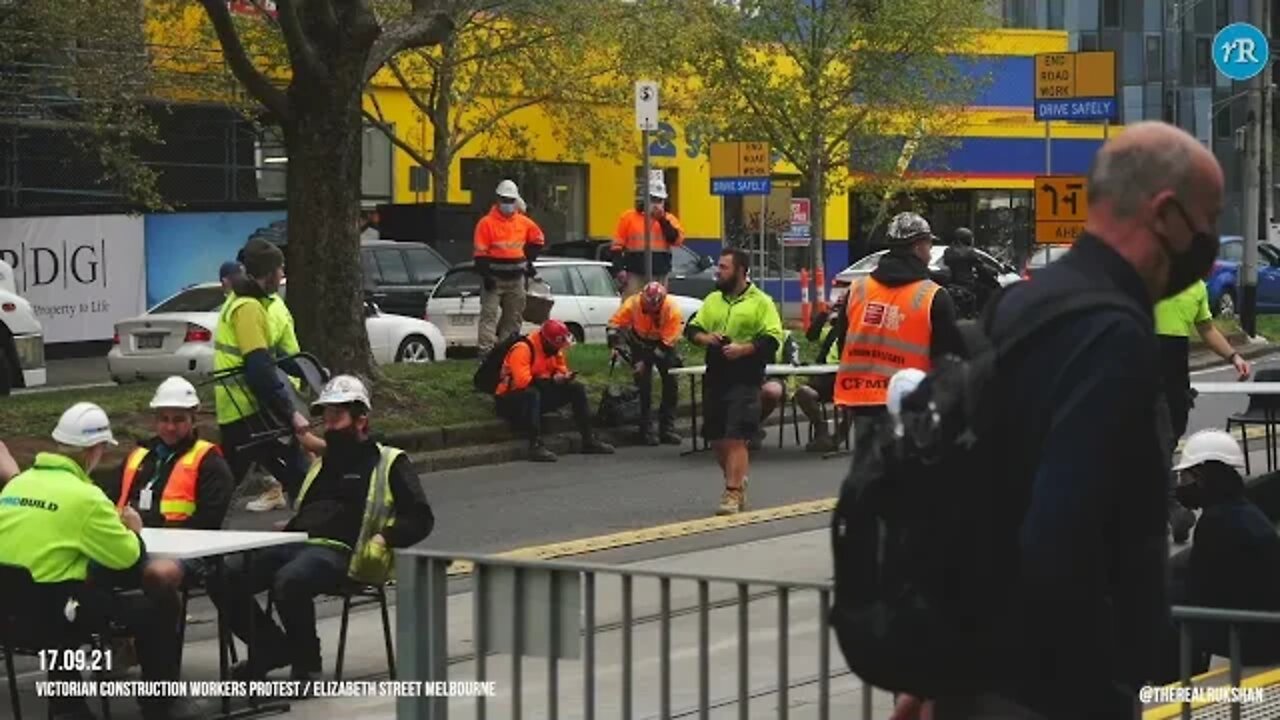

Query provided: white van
[0,260,46,394]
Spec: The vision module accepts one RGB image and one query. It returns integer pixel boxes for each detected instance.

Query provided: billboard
[144,210,286,308]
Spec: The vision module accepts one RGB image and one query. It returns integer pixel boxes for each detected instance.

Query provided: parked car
[107,281,446,383]
[425,258,704,348]
[0,259,46,395]
[1023,244,1072,277]
[543,240,718,300]
[831,246,1022,299]
[1205,235,1280,318]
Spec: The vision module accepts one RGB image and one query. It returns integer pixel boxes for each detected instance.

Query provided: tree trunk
[430,129,451,204]
[809,158,826,305]
[429,38,455,205]
[282,61,378,378]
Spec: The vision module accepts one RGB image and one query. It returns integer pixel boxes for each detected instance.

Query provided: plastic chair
[201,353,329,453]
[1225,368,1280,475]
[263,579,395,681]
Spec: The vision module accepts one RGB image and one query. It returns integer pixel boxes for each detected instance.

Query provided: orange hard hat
[540,319,573,349]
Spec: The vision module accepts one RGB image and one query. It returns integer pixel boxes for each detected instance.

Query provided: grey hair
[1086,139,1195,218]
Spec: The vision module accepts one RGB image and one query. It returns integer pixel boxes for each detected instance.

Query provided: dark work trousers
[206,544,349,672]
[219,414,310,497]
[1158,335,1196,538]
[495,381,592,444]
[850,406,888,461]
[633,351,680,431]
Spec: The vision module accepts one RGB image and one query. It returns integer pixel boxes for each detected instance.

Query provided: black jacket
[987,233,1167,719]
[286,438,435,550]
[834,251,964,361]
[942,245,979,287]
[102,435,234,531]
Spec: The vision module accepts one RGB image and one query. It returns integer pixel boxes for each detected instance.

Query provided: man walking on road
[686,248,783,515]
[892,122,1226,720]
[474,179,546,355]
[612,180,685,297]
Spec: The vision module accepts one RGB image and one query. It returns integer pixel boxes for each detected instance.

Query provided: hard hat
[886,368,927,416]
[540,319,574,350]
[886,212,932,244]
[648,182,668,200]
[311,374,372,414]
[150,376,200,410]
[640,281,667,312]
[1174,429,1246,471]
[52,402,118,448]
[495,179,521,201]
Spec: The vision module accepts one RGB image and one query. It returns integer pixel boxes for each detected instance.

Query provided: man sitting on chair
[210,376,435,681]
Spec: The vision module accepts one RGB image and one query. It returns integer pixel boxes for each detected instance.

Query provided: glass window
[432,270,482,298]
[360,251,379,284]
[373,250,410,284]
[1079,32,1100,51]
[1102,0,1121,28]
[1076,0,1100,31]
[151,286,226,313]
[1215,0,1229,28]
[1122,34,1144,84]
[1219,242,1243,262]
[1195,37,1212,85]
[404,247,449,283]
[540,265,575,296]
[1145,35,1163,82]
[1216,102,1232,138]
[1046,0,1065,28]
[576,266,618,297]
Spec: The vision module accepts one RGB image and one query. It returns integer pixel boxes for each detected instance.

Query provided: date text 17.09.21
[38,649,113,673]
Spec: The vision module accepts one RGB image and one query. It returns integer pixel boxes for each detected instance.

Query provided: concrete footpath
[5,530,889,720]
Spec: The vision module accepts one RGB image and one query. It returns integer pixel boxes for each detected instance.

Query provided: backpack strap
[991,288,1148,359]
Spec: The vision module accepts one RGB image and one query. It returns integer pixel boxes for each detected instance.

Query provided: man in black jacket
[210,376,435,681]
[893,122,1225,720]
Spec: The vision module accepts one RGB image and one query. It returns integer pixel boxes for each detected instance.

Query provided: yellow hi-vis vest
[214,293,297,424]
[266,293,302,391]
[296,445,403,585]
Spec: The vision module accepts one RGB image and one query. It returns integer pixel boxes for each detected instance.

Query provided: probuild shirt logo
[0,496,60,512]
[0,239,108,294]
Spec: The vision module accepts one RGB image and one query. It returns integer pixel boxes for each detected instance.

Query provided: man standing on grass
[685,248,784,515]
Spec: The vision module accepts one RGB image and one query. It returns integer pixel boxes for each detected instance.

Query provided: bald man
[891,123,1223,720]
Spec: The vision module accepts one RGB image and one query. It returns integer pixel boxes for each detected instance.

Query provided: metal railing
[1162,606,1280,720]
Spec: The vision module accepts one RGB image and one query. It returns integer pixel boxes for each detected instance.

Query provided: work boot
[638,424,660,446]
[806,432,837,453]
[231,653,289,681]
[246,480,287,512]
[581,436,616,455]
[528,441,558,463]
[659,425,683,445]
[717,480,748,516]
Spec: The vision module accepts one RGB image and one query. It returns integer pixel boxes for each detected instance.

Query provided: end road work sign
[1034,51,1116,121]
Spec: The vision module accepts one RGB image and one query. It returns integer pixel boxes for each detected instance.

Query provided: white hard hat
[649,182,668,200]
[886,368,927,416]
[311,374,372,414]
[52,402,118,448]
[1174,429,1246,471]
[150,376,200,410]
[495,179,521,200]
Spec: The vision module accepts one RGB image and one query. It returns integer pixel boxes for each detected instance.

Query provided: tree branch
[197,0,291,121]
[364,3,455,84]
[451,93,552,152]
[388,57,438,121]
[275,0,325,80]
[363,108,436,171]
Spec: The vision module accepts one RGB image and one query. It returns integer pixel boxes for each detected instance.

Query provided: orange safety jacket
[496,332,570,396]
[834,277,938,407]
[608,295,683,347]
[611,209,685,254]
[117,440,220,523]
[474,207,546,273]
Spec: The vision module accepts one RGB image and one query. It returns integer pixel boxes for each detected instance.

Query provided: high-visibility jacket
[474,206,545,273]
[611,209,685,254]
[214,293,276,425]
[117,440,220,524]
[496,332,569,396]
[817,324,841,364]
[0,453,141,583]
[834,277,938,407]
[296,444,404,584]
[267,293,302,391]
[608,295,683,346]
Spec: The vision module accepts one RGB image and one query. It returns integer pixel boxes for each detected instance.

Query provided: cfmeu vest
[296,445,404,584]
[834,277,938,407]
[117,440,220,522]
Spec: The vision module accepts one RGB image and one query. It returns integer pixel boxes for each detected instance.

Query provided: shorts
[805,375,835,402]
[702,382,762,442]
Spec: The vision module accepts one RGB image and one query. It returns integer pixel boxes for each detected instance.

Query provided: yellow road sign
[1034,51,1116,100]
[1035,175,1087,244]
[710,141,772,178]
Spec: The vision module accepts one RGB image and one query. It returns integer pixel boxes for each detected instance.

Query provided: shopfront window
[974,190,1032,266]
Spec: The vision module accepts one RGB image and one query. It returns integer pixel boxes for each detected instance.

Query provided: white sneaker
[246,482,286,512]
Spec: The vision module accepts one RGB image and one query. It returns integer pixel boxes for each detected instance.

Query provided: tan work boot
[246,480,287,512]
[716,480,747,516]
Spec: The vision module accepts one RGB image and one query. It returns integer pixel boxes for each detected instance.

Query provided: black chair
[178,584,237,670]
[0,564,113,720]
[262,579,395,681]
[1225,369,1280,475]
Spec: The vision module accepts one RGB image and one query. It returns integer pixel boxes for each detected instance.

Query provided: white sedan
[107,281,447,383]
[426,259,704,348]
[830,246,1023,299]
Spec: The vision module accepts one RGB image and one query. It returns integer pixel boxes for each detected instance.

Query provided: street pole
[1242,0,1264,337]
[1264,0,1275,240]
[643,130,653,284]
[1044,121,1052,174]
[760,192,768,289]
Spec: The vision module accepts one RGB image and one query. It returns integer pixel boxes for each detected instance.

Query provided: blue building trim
[953,55,1035,108]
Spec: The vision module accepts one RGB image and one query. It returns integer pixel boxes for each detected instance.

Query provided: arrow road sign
[635,81,659,131]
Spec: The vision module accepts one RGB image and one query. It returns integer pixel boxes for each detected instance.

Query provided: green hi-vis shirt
[1154,280,1211,338]
[0,453,141,583]
[688,282,785,347]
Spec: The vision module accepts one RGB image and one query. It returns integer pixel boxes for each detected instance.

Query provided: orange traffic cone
[815,267,827,313]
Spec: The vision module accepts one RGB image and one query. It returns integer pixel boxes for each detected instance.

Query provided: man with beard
[209,375,434,681]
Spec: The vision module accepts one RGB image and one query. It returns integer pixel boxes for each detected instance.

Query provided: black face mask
[323,426,361,452]
[1157,200,1219,298]
[1174,481,1205,510]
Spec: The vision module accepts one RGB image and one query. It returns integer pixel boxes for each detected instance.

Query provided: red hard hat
[640,281,666,312]
[540,319,573,349]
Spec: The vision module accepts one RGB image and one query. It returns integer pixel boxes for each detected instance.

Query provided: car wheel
[395,334,435,364]
[1215,288,1236,319]
[566,323,585,344]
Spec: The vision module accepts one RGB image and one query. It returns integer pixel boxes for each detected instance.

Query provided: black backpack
[473,334,532,394]
[829,288,1148,698]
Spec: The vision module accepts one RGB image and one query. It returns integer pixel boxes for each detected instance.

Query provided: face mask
[1157,200,1219,298]
[1174,482,1205,510]
[323,426,361,451]
[498,202,517,216]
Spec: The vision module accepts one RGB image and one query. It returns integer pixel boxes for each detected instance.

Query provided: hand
[299,431,326,456]
[553,372,571,384]
[1233,353,1252,380]
[291,411,310,435]
[0,440,18,484]
[722,342,753,360]
[889,694,933,720]
[120,506,143,534]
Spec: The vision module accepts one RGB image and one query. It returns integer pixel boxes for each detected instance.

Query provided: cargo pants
[478,275,527,354]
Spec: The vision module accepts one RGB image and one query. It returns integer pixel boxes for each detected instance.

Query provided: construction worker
[796,295,847,452]
[834,212,963,458]
[495,319,616,462]
[685,248,784,515]
[0,403,200,720]
[211,375,435,682]
[611,180,685,297]
[102,377,234,607]
[607,281,684,446]
[214,238,312,501]
[474,179,546,355]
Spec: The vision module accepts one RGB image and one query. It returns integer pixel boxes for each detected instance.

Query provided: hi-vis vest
[612,209,683,254]
[297,445,404,584]
[117,441,219,523]
[214,293,293,424]
[834,277,938,407]
[817,324,841,364]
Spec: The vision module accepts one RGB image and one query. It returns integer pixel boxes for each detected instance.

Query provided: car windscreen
[151,286,226,313]
[405,247,449,282]
[432,270,482,298]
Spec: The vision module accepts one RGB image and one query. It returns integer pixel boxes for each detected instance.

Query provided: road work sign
[1035,175,1087,244]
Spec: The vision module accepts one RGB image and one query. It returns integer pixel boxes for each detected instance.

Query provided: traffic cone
[815,267,827,313]
[800,268,810,330]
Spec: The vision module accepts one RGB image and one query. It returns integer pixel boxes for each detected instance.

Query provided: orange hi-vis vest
[473,206,545,271]
[496,332,569,396]
[611,209,685,254]
[608,295,683,346]
[834,277,938,407]
[117,440,220,523]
